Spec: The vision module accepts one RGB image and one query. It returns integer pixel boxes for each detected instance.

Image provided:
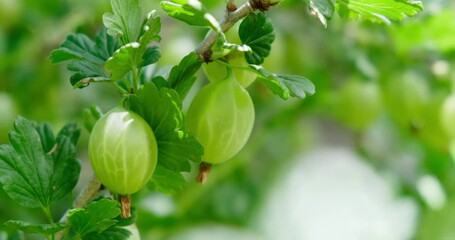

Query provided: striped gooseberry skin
[89,106,157,195]
[186,74,255,164]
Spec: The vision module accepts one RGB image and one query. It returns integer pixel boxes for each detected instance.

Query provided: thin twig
[55,175,102,240]
[195,1,256,61]
[72,175,102,209]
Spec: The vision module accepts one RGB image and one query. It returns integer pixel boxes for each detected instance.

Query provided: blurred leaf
[4,221,66,235]
[49,28,118,88]
[239,13,275,65]
[148,165,186,194]
[252,65,315,99]
[168,52,203,99]
[129,82,203,173]
[161,0,221,31]
[305,0,334,27]
[336,0,423,24]
[389,10,455,53]
[66,199,123,239]
[82,105,104,132]
[103,0,142,44]
[0,117,80,208]
[0,230,25,240]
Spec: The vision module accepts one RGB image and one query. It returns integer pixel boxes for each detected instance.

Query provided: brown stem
[119,195,132,218]
[195,1,256,62]
[196,162,213,184]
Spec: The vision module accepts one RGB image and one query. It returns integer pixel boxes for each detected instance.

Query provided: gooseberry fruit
[383,72,430,128]
[186,72,255,165]
[336,80,382,130]
[203,51,257,88]
[88,106,158,195]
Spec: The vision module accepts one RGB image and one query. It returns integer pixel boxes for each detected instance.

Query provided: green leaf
[305,0,334,27]
[103,0,142,44]
[129,82,203,173]
[4,221,66,235]
[83,227,131,240]
[161,0,221,31]
[67,62,110,88]
[82,105,104,132]
[49,28,118,88]
[167,52,203,99]
[251,65,315,100]
[105,42,141,80]
[66,199,121,238]
[336,0,424,24]
[0,117,81,208]
[138,11,162,67]
[239,13,275,65]
[139,11,162,46]
[140,47,161,67]
[0,230,24,240]
[148,165,186,194]
[105,12,162,80]
[114,208,137,227]
[389,9,455,54]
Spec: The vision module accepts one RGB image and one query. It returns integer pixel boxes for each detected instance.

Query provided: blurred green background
[1,0,455,239]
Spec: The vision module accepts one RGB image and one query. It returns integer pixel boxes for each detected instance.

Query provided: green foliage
[49,28,118,88]
[239,13,275,65]
[252,65,315,99]
[306,0,334,27]
[148,165,186,194]
[2,0,435,239]
[103,0,142,44]
[82,105,104,132]
[336,0,423,24]
[390,9,455,53]
[161,0,221,31]
[4,221,66,235]
[167,52,203,98]
[105,43,142,80]
[129,82,203,192]
[105,12,161,80]
[0,117,80,208]
[50,5,161,91]
[82,227,131,240]
[64,199,129,239]
[305,0,423,25]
